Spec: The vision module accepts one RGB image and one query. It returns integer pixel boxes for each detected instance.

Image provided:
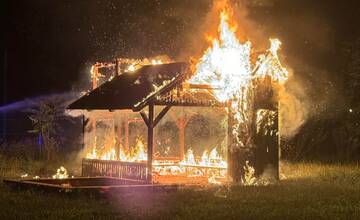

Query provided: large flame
[189,9,288,105]
[189,10,252,103]
[86,137,147,162]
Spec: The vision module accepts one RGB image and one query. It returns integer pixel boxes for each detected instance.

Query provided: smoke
[277,72,309,138]
[177,0,271,60]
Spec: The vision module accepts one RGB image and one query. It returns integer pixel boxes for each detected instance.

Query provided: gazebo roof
[68,62,191,111]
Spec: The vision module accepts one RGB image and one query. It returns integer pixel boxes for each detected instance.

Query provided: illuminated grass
[1,162,360,219]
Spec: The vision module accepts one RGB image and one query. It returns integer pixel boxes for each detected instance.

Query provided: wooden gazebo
[68,61,279,183]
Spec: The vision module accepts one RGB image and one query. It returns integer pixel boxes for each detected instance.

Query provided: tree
[27,96,69,161]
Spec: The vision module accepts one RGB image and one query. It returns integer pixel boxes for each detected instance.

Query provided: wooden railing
[82,158,148,182]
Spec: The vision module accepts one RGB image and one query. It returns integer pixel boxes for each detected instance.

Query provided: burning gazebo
[68,9,288,185]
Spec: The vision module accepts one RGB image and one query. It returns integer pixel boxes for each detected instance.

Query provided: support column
[82,115,86,150]
[140,105,171,183]
[147,104,154,183]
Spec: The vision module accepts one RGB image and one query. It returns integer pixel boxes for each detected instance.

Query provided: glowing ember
[151,59,163,65]
[127,64,136,72]
[52,166,68,179]
[89,56,171,87]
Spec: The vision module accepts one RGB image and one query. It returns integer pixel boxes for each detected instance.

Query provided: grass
[1,161,360,219]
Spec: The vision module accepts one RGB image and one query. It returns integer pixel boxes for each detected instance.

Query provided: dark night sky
[2,0,360,111]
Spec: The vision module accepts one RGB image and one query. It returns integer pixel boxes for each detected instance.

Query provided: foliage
[344,37,360,104]
[26,96,71,161]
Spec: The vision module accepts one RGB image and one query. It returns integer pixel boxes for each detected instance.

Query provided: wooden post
[147,104,154,183]
[139,105,171,183]
[82,115,86,150]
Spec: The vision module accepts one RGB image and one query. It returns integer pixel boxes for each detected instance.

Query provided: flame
[187,6,289,184]
[189,6,289,145]
[190,9,289,101]
[86,136,227,183]
[254,38,289,82]
[52,166,68,179]
[151,59,163,65]
[86,137,147,162]
[189,10,252,103]
[89,56,171,89]
[127,63,136,72]
[176,147,227,183]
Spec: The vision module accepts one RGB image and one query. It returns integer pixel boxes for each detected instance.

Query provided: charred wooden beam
[182,83,221,90]
[153,100,226,108]
[146,104,154,183]
[153,105,172,128]
[140,111,150,127]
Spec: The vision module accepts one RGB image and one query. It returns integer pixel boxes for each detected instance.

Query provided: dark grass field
[1,162,360,220]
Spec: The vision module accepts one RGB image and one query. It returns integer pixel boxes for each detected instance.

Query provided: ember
[52,166,69,179]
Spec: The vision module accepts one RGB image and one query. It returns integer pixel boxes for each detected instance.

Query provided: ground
[1,162,360,219]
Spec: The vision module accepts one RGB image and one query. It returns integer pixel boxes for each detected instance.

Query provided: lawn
[1,162,360,219]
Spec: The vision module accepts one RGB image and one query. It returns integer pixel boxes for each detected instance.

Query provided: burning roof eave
[67,62,190,111]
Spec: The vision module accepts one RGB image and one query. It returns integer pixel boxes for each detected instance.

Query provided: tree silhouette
[27,96,69,161]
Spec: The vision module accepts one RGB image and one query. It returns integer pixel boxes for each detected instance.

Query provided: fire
[151,59,163,65]
[120,137,147,162]
[254,38,289,82]
[86,136,227,183]
[89,56,170,85]
[52,166,68,179]
[86,137,147,162]
[127,64,136,72]
[187,5,289,184]
[179,147,226,168]
[154,147,227,183]
[189,8,288,105]
[189,10,252,103]
[83,4,289,185]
